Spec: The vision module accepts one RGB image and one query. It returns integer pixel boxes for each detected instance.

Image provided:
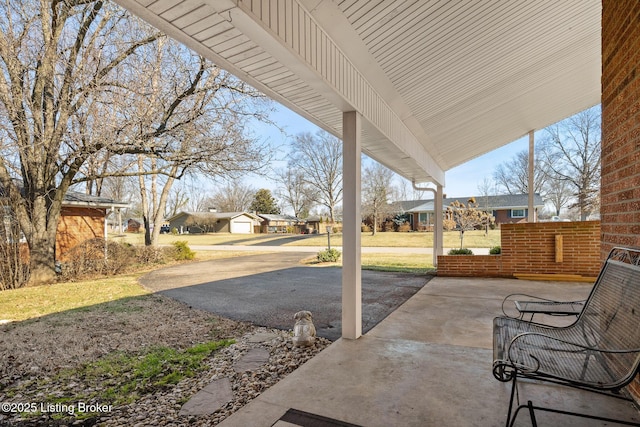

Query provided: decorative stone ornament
[292,310,316,347]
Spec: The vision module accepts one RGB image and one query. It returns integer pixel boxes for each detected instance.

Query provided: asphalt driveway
[139,252,431,340]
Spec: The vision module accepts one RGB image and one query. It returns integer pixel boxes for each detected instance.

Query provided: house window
[419,212,428,224]
[511,209,526,218]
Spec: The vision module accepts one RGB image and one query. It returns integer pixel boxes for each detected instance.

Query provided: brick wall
[602,0,640,400]
[601,1,640,257]
[437,221,601,278]
[56,207,106,260]
[436,254,506,278]
[500,221,601,277]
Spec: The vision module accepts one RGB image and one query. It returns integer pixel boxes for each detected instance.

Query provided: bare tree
[390,177,425,202]
[209,182,256,212]
[446,198,495,249]
[0,0,271,281]
[274,168,316,218]
[115,38,269,246]
[165,182,192,217]
[493,148,549,196]
[545,178,573,216]
[98,156,137,203]
[541,106,601,220]
[0,193,29,289]
[0,1,166,283]
[476,177,496,234]
[362,162,394,235]
[289,131,343,223]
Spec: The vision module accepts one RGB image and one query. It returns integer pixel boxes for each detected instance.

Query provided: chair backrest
[575,247,640,388]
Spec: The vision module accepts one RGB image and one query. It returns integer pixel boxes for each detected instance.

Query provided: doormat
[275,408,362,427]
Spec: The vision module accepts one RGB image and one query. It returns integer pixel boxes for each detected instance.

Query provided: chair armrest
[501,293,585,318]
[501,293,557,318]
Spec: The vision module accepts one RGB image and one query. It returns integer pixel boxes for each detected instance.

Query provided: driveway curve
[139,252,430,341]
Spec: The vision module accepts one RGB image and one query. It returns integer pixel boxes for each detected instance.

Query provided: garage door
[230,221,252,234]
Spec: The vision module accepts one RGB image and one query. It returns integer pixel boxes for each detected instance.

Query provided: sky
[246,102,535,200]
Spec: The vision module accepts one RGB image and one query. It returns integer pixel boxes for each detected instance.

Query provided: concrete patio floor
[218,276,640,427]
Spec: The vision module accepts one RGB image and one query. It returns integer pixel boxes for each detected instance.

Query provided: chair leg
[527,401,538,427]
[505,374,518,427]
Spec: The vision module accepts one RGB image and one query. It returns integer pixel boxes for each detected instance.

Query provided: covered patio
[113,0,602,341]
[110,1,640,423]
[218,276,640,426]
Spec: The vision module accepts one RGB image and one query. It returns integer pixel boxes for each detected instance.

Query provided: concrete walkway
[217,277,640,427]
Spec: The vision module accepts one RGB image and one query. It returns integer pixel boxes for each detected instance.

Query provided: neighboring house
[126,218,143,233]
[0,183,128,260]
[258,214,303,233]
[167,211,260,234]
[395,193,544,231]
[124,218,170,234]
[56,191,129,259]
[303,215,322,234]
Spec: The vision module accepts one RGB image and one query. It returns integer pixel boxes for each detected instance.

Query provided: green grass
[362,253,435,274]
[306,252,435,274]
[293,230,500,248]
[111,229,500,249]
[16,339,235,419]
[0,274,149,322]
[71,339,235,405]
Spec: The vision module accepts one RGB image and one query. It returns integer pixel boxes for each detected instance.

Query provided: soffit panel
[337,0,601,169]
[113,0,600,183]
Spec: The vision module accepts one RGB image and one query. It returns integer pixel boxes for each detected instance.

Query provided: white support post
[528,130,535,222]
[434,184,444,264]
[342,111,362,340]
[412,181,444,267]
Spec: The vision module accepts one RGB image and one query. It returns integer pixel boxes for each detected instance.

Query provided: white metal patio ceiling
[113,0,601,188]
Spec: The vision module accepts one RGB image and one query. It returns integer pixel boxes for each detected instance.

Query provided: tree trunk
[27,213,58,285]
[138,156,153,246]
[372,213,377,236]
[28,239,56,285]
[19,193,62,285]
[578,193,589,221]
[142,215,152,246]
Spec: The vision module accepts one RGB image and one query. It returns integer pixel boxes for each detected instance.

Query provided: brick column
[601,1,640,256]
[602,0,640,401]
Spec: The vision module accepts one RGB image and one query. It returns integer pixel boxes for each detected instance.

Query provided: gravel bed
[0,293,330,427]
[100,329,330,427]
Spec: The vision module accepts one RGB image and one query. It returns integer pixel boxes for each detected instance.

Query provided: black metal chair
[493,247,640,426]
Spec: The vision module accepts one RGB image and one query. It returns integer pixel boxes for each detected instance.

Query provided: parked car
[160,225,171,233]
[551,216,571,222]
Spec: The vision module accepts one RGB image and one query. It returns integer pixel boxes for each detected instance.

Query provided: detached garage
[167,211,260,234]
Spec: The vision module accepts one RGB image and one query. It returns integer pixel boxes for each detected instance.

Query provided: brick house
[396,193,544,231]
[257,214,303,233]
[1,185,127,260]
[56,192,129,259]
